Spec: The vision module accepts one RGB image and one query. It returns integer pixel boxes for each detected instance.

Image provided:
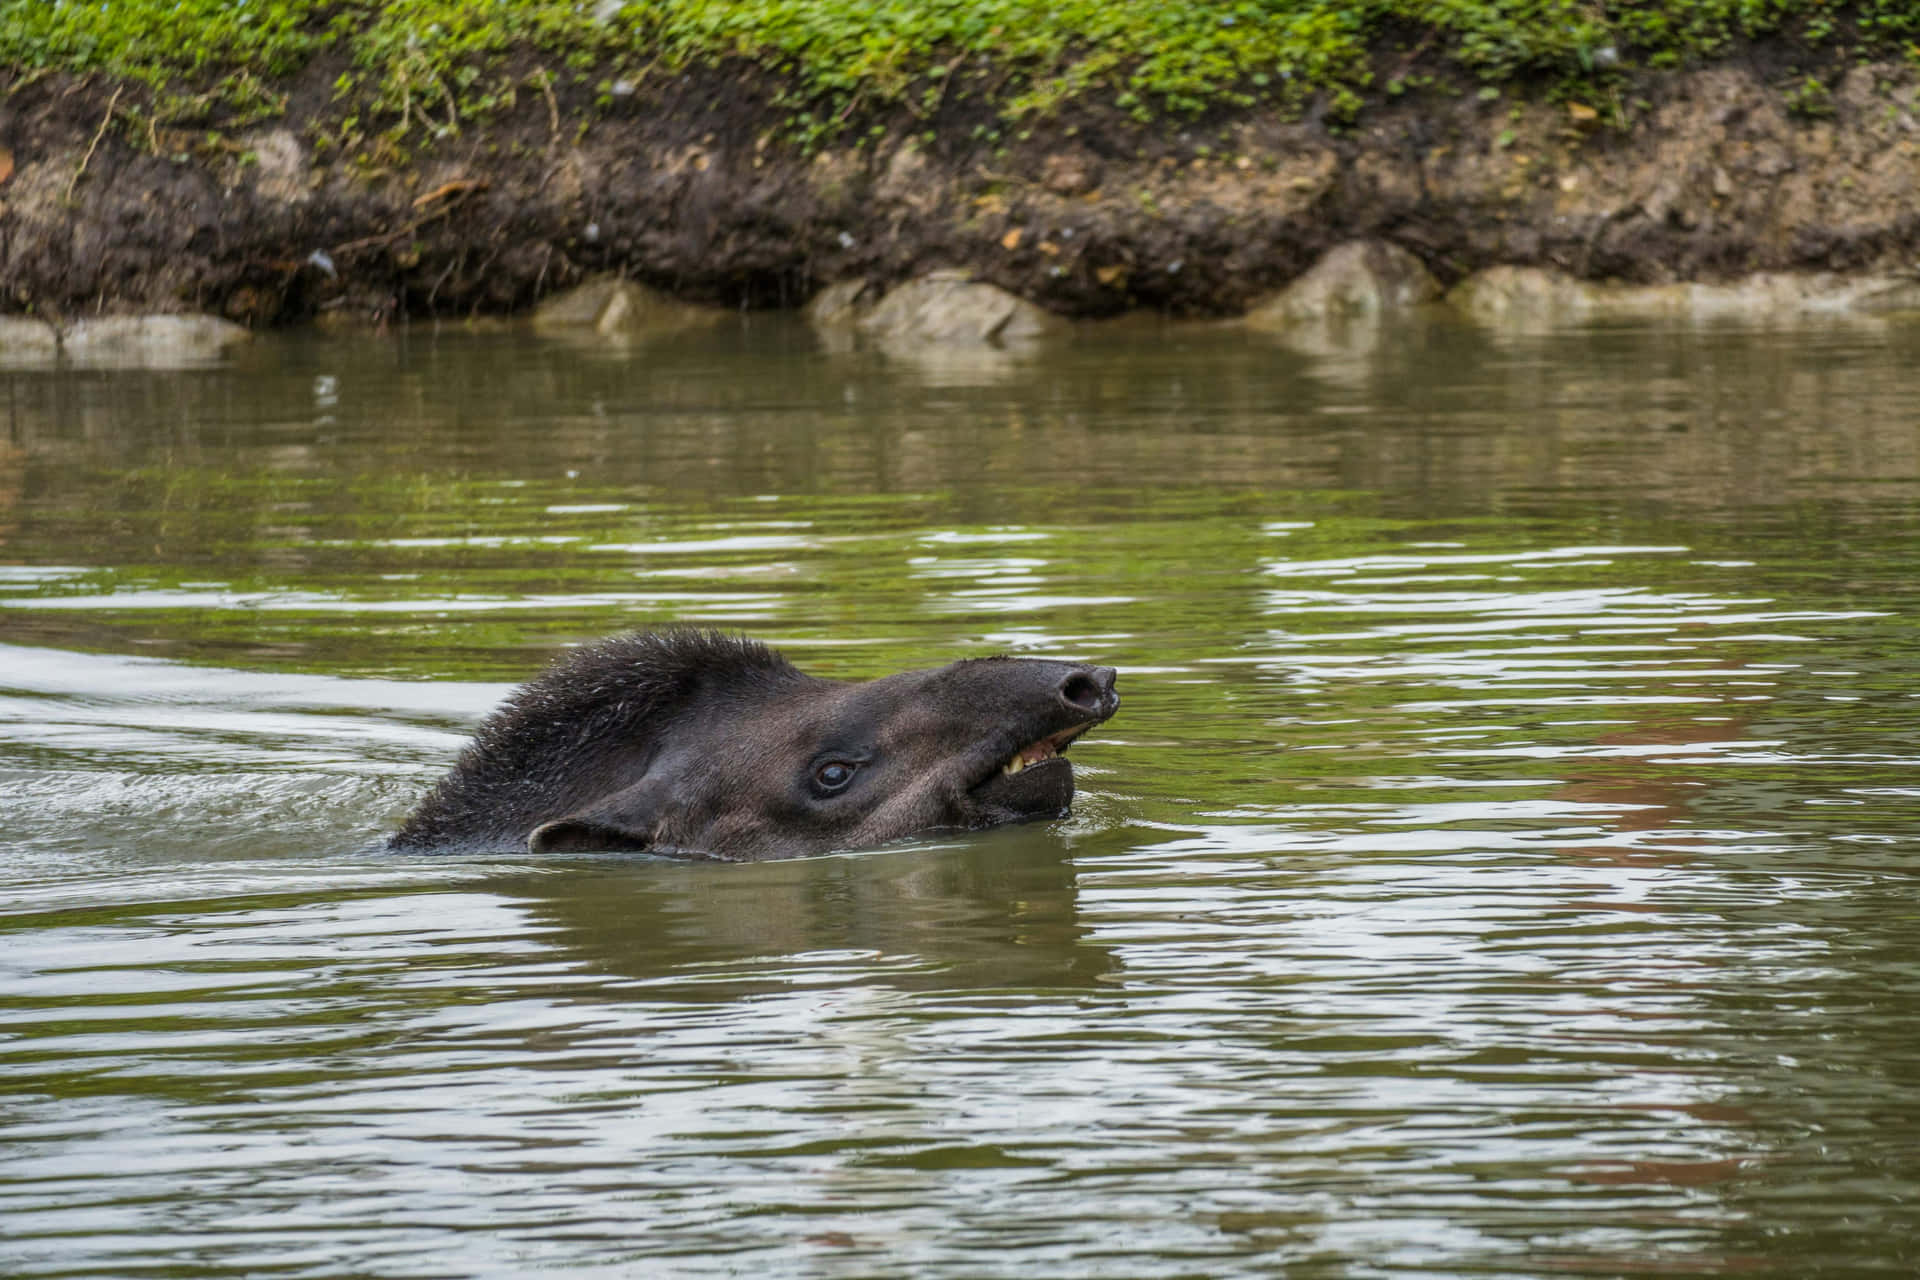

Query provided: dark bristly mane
[390,629,801,848]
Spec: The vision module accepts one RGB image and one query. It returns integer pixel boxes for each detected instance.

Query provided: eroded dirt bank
[3,57,1918,327]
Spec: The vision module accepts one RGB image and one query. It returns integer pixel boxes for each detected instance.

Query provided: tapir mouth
[996,721,1095,778]
[962,715,1105,823]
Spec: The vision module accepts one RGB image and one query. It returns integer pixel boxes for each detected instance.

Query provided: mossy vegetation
[2,1,1915,145]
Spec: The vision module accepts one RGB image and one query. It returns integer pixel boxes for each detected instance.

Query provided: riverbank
[3,5,1919,327]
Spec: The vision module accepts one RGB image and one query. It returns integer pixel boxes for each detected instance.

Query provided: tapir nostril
[1060,669,1112,714]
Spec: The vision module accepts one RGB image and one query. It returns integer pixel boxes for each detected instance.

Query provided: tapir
[390,629,1120,859]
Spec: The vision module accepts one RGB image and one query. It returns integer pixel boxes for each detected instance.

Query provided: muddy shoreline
[3,56,1918,328]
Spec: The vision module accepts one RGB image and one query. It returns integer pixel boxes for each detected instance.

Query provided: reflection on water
[3,315,1920,1277]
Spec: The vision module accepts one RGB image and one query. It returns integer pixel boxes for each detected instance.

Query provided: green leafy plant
[1,0,1915,145]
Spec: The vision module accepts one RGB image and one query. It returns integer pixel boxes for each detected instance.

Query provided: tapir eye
[813,761,858,793]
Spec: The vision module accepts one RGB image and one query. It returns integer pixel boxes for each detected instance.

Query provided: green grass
[3,1,1917,144]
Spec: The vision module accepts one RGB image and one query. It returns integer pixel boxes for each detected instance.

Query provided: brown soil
[3,57,1918,326]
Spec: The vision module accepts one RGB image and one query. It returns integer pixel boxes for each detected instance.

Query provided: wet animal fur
[391,629,798,849]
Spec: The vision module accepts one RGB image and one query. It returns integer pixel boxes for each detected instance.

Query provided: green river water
[3,313,1918,1277]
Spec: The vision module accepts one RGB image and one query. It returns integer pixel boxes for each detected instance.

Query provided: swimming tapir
[390,629,1120,859]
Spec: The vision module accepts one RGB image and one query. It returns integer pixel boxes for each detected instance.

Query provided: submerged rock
[854,272,1064,347]
[1451,266,1920,326]
[60,315,251,367]
[532,276,726,338]
[1242,241,1441,327]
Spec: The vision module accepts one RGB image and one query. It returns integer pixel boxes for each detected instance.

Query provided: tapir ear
[527,777,665,854]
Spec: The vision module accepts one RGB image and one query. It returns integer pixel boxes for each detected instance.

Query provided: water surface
[4,313,1919,1276]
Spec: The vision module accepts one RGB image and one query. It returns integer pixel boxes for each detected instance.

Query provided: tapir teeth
[1000,721,1093,775]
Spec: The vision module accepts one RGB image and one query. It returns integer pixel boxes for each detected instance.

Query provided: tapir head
[391,630,1120,860]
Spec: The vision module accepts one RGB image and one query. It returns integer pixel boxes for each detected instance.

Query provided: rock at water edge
[1243,241,1441,327]
[61,315,252,367]
[533,277,725,337]
[0,317,62,365]
[855,273,1064,347]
